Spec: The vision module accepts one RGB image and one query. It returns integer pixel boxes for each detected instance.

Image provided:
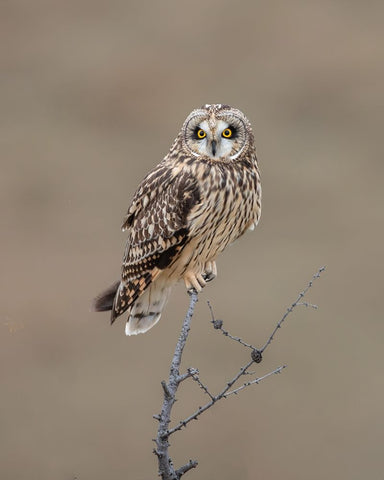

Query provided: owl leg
[203,261,217,282]
[184,271,206,293]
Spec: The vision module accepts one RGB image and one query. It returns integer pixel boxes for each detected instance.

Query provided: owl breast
[165,155,261,280]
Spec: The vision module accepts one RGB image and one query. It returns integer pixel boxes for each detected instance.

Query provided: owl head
[180,104,254,161]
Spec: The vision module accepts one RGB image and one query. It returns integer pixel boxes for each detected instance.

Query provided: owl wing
[111,163,200,322]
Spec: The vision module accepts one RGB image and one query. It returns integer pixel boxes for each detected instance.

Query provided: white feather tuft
[124,281,172,336]
[125,313,161,335]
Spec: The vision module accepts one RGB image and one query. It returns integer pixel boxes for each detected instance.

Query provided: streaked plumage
[94,104,261,335]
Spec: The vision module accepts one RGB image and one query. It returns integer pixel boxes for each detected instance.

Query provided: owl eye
[197,129,206,139]
[222,128,233,138]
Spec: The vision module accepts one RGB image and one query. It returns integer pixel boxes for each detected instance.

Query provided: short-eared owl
[94,104,261,335]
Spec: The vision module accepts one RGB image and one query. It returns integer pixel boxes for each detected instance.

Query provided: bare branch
[165,360,285,438]
[260,266,325,353]
[208,301,257,350]
[153,267,325,479]
[188,368,215,400]
[154,290,199,480]
[177,368,198,384]
[175,460,198,477]
[223,365,287,397]
[296,302,318,309]
[165,359,255,438]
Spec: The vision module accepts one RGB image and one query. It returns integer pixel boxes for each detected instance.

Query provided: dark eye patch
[192,126,204,139]
[227,125,238,138]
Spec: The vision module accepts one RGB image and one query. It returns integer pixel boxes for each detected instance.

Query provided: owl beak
[211,140,217,157]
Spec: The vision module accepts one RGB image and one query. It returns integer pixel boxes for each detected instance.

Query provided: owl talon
[203,272,215,282]
[203,261,217,283]
[184,271,206,292]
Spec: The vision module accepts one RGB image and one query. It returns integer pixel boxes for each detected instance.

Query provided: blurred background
[1,1,383,479]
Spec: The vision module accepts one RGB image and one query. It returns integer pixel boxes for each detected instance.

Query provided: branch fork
[153,267,325,479]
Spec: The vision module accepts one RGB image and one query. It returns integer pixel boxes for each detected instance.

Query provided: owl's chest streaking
[171,156,261,274]
[191,156,260,238]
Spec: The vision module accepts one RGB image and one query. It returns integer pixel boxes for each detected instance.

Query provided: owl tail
[93,281,120,312]
[125,280,172,336]
[93,276,172,335]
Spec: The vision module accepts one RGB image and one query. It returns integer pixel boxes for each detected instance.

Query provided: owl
[94,104,261,335]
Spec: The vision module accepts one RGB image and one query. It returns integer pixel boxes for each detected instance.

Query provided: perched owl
[94,104,261,335]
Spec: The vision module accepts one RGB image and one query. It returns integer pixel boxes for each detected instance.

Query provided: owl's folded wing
[111,164,201,321]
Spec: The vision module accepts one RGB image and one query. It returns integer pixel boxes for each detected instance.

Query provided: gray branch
[260,266,325,353]
[223,365,286,397]
[188,368,215,400]
[153,267,325,479]
[154,290,199,480]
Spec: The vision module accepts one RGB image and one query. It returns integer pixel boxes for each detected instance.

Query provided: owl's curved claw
[202,261,217,283]
[184,271,206,292]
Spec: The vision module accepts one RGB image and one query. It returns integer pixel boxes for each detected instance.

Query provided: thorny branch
[153,267,325,479]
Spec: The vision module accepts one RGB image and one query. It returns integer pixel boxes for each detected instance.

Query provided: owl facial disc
[182,105,249,160]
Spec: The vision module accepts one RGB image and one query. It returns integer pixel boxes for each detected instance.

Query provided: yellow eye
[222,128,232,138]
[197,129,206,139]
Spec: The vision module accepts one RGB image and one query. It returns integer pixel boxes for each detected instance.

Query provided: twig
[260,266,325,353]
[175,460,198,478]
[165,359,281,438]
[223,365,286,397]
[177,369,198,384]
[208,301,257,350]
[188,368,215,400]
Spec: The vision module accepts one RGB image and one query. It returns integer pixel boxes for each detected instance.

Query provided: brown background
[1,1,383,479]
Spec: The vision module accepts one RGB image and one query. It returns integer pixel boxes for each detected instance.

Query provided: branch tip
[260,266,325,353]
[176,459,198,477]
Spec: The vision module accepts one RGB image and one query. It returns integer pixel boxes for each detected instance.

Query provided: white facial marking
[194,119,234,158]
